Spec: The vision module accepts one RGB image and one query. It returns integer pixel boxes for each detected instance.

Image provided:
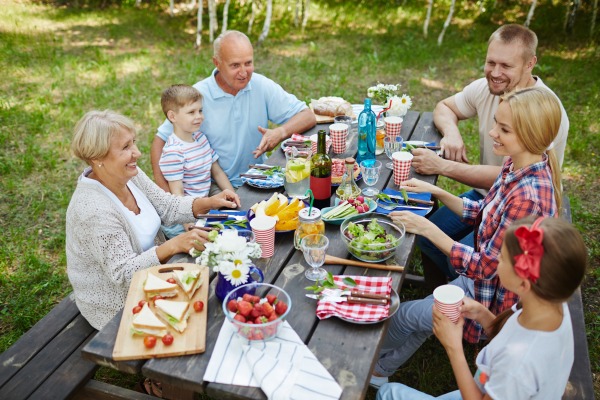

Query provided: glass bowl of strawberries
[222,282,292,341]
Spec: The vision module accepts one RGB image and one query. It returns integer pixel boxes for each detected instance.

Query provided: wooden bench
[0,293,154,400]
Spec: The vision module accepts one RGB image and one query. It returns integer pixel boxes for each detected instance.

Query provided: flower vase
[214,265,265,302]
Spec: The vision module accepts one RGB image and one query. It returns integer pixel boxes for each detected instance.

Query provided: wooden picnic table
[81,111,442,400]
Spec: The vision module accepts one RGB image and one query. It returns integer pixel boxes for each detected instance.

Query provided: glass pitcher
[284,147,311,199]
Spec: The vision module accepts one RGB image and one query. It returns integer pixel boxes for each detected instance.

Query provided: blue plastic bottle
[356,98,377,165]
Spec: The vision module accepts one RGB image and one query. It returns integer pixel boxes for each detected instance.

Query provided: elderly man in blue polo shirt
[151,30,316,192]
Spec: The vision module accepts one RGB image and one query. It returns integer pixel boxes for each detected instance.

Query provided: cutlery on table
[324,254,404,272]
[188,225,218,232]
[195,213,231,219]
[305,293,388,306]
[240,174,269,180]
[248,164,280,171]
[376,202,431,211]
[384,194,434,206]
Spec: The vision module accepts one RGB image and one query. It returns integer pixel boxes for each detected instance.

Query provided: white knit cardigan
[66,167,196,330]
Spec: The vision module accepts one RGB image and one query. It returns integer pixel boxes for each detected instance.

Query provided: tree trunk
[591,0,598,38]
[222,0,231,33]
[424,0,433,38]
[248,0,256,34]
[258,0,273,44]
[294,0,300,27]
[524,0,537,27]
[189,0,197,9]
[564,0,580,34]
[208,0,218,42]
[301,0,310,32]
[438,0,455,46]
[196,0,203,48]
[169,0,174,17]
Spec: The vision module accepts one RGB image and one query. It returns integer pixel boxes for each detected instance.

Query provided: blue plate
[241,165,284,189]
[203,210,249,230]
[321,198,377,225]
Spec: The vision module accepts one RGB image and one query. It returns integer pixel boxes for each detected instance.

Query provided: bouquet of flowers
[195,230,262,286]
[367,83,412,117]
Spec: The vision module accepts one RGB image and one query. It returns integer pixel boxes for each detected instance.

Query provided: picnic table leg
[161,383,195,400]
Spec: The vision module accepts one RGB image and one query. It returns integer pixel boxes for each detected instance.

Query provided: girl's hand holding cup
[432,306,465,353]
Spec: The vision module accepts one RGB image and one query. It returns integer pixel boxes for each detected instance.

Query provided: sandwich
[154,299,190,333]
[144,272,179,298]
[172,267,203,298]
[131,303,168,337]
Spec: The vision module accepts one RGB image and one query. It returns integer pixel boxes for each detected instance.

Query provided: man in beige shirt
[411,24,569,289]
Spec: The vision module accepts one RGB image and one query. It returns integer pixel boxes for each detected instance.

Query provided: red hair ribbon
[513,217,545,283]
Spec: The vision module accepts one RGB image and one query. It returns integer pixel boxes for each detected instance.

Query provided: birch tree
[196,0,203,47]
[248,0,257,34]
[170,0,175,16]
[438,0,455,45]
[301,0,310,32]
[222,0,232,33]
[424,0,433,38]
[592,0,598,38]
[258,0,273,44]
[208,0,218,42]
[524,0,537,27]
[564,0,580,34]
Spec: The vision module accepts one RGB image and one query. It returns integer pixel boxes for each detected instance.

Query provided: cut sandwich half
[144,272,179,298]
[154,299,190,333]
[172,267,203,298]
[131,303,168,337]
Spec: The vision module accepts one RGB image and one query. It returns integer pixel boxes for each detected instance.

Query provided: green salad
[343,219,400,261]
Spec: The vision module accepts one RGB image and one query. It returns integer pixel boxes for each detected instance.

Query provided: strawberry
[266,294,277,305]
[267,313,278,322]
[251,295,261,304]
[242,293,254,303]
[227,299,238,313]
[252,330,264,340]
[262,302,274,317]
[233,314,246,323]
[237,300,253,317]
[275,301,288,316]
[255,316,268,324]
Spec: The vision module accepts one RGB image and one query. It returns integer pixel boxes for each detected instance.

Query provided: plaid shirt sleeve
[451,198,542,280]
[462,197,482,224]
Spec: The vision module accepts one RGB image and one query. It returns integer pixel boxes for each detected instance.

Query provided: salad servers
[324,254,404,272]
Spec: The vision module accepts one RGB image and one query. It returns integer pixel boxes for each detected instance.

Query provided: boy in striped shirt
[159,84,234,237]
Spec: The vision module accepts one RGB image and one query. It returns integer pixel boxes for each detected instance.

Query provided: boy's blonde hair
[501,87,562,211]
[72,110,136,165]
[161,84,203,119]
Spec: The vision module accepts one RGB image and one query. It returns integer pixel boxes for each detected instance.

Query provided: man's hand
[440,134,469,163]
[411,148,448,176]
[253,126,284,158]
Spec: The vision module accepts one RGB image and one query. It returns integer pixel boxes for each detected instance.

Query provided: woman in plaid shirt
[371,87,563,387]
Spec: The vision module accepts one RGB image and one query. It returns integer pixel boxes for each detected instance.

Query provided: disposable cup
[384,116,403,138]
[391,151,413,185]
[328,123,348,154]
[249,216,276,258]
[433,285,465,323]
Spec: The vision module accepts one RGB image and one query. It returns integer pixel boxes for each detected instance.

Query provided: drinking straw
[305,189,314,215]
[376,99,393,123]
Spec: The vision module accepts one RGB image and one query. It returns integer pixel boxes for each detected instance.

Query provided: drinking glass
[359,159,382,197]
[384,136,403,169]
[301,234,329,281]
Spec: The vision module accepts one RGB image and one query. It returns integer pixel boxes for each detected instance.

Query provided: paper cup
[391,151,413,185]
[328,123,348,154]
[384,116,403,138]
[250,216,276,258]
[433,285,465,323]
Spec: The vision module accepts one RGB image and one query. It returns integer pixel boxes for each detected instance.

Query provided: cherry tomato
[162,333,174,345]
[138,300,147,307]
[193,301,204,312]
[151,295,163,305]
[166,278,176,284]
[143,336,157,349]
[132,305,142,314]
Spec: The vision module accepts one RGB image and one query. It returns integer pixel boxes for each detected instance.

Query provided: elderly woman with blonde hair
[67,110,240,330]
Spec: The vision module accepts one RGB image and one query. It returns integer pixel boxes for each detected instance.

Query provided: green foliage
[1,0,598,396]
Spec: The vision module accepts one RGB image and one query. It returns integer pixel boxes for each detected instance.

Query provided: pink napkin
[316,275,392,322]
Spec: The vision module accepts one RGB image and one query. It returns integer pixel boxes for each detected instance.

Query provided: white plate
[336,288,400,324]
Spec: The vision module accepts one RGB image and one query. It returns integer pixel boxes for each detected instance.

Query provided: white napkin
[204,319,342,400]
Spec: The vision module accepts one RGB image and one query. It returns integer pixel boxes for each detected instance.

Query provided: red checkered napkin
[316,275,392,322]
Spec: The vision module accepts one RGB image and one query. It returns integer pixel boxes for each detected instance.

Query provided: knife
[305,294,388,306]
[195,214,230,219]
[385,194,434,206]
[240,174,269,180]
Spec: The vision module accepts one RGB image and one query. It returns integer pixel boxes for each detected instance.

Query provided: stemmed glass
[384,136,403,169]
[301,234,329,281]
[359,159,382,197]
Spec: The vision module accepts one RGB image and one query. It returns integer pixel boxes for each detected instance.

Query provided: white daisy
[220,261,250,286]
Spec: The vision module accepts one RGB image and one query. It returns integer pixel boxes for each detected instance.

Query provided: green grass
[1,0,598,396]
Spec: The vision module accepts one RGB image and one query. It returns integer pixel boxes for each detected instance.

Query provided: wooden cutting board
[113,263,209,361]
[309,105,355,124]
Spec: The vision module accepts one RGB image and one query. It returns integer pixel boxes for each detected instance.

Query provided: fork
[376,201,430,211]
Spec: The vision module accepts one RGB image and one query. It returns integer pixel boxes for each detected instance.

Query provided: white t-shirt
[474,302,573,399]
[454,77,569,195]
[82,172,161,251]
